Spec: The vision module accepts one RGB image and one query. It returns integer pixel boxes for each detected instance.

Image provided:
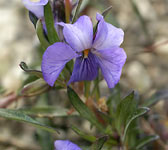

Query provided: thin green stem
[84,81,91,99]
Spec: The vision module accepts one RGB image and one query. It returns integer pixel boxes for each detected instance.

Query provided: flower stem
[84,81,91,99]
[65,0,71,23]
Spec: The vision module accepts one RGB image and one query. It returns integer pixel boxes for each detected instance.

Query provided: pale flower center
[30,0,40,2]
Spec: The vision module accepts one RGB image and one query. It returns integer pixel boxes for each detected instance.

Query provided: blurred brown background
[0,0,168,149]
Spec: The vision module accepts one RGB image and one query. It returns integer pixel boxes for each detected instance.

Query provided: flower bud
[21,79,50,97]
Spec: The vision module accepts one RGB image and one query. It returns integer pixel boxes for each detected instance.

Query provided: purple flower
[22,0,48,18]
[42,13,127,88]
[54,140,81,150]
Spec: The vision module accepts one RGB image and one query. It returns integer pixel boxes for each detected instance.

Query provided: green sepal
[44,2,59,44]
[36,19,50,50]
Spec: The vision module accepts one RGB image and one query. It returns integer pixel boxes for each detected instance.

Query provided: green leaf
[19,62,43,78]
[71,125,96,142]
[135,135,159,149]
[91,136,108,150]
[91,76,100,100]
[115,92,136,133]
[19,106,78,118]
[72,0,83,23]
[44,2,59,44]
[122,107,150,142]
[36,19,50,50]
[67,87,104,132]
[127,125,141,148]
[0,108,58,133]
[84,81,91,99]
[107,84,121,117]
[142,89,168,107]
[21,79,50,97]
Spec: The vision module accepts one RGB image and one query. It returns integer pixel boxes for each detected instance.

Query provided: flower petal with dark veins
[68,52,99,84]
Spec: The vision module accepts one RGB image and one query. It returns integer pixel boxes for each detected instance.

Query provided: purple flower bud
[22,0,48,18]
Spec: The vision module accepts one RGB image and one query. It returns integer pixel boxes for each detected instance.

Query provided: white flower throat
[30,0,40,2]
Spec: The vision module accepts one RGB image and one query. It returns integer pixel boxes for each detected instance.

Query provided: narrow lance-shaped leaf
[107,83,121,117]
[67,87,104,132]
[71,125,97,142]
[122,107,150,142]
[19,62,43,78]
[0,108,59,133]
[36,19,50,50]
[91,136,108,150]
[135,135,159,150]
[44,2,59,44]
[19,106,78,118]
[115,91,136,133]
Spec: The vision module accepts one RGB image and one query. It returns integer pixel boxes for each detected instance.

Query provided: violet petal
[42,42,78,86]
[96,47,126,88]
[93,13,124,50]
[54,140,81,150]
[22,0,48,18]
[59,16,93,52]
